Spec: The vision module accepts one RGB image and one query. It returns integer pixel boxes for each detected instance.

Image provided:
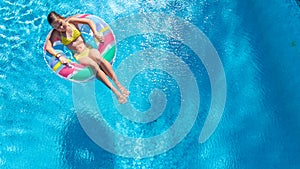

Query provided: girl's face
[51,19,67,32]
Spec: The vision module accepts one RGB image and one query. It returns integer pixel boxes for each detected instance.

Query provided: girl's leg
[77,56,127,104]
[88,49,130,97]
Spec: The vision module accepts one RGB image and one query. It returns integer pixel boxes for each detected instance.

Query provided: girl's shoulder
[48,29,61,42]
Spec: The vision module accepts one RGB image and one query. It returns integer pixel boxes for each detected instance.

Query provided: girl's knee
[89,49,103,63]
[79,58,100,73]
[89,62,100,73]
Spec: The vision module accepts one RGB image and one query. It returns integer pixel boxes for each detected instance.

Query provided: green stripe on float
[103,45,116,62]
[70,67,94,81]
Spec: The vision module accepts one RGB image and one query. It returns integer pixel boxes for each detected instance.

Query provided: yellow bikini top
[60,23,81,45]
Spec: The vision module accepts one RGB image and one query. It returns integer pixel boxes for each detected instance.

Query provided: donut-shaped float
[43,14,116,82]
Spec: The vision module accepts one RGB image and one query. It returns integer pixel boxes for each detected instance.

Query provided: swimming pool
[1,0,300,168]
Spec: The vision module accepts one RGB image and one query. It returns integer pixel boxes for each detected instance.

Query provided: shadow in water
[60,113,115,169]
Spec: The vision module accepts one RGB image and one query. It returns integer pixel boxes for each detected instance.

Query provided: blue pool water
[1,0,300,168]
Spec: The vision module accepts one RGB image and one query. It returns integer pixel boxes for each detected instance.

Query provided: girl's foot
[120,87,130,98]
[115,83,130,98]
[117,94,127,104]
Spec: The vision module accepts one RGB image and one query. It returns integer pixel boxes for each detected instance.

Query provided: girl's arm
[45,30,68,64]
[45,30,60,57]
[68,17,104,42]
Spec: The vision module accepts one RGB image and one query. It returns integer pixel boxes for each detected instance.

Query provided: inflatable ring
[43,14,116,83]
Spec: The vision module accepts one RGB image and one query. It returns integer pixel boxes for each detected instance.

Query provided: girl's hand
[57,54,69,64]
[94,33,104,43]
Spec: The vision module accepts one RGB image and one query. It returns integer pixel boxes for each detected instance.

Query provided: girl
[45,11,129,103]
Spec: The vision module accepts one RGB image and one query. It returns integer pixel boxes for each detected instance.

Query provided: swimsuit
[73,47,91,60]
[60,23,89,60]
[60,23,81,45]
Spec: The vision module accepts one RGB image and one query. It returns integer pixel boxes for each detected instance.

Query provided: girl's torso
[53,22,87,53]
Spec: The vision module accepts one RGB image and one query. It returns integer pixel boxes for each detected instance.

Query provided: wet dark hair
[47,11,65,25]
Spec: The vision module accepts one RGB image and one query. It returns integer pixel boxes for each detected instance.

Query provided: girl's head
[47,11,67,32]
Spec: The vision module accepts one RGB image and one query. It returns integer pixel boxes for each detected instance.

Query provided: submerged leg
[77,55,127,104]
[88,49,130,97]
